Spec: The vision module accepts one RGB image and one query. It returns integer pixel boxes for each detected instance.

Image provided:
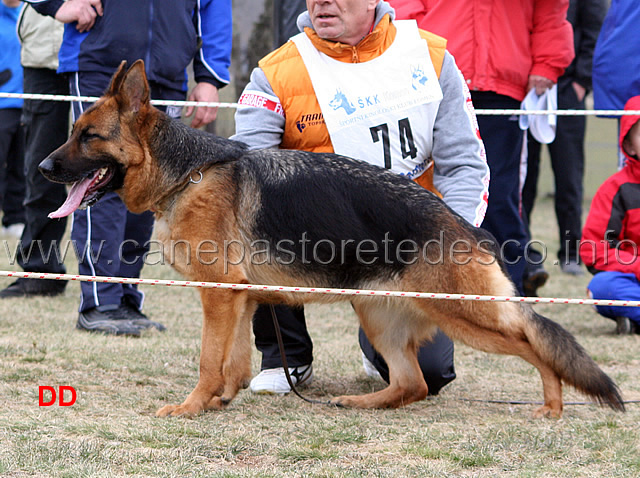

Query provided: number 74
[369,117,418,169]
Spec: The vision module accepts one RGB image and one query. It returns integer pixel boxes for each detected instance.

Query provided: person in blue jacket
[0,1,26,238]
[28,0,232,336]
[592,0,640,169]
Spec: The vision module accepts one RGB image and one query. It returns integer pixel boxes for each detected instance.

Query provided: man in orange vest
[232,0,489,395]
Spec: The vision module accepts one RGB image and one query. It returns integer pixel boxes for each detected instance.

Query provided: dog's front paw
[155,403,202,418]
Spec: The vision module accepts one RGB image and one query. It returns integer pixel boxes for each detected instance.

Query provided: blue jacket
[592,0,640,112]
[0,3,23,109]
[27,0,231,92]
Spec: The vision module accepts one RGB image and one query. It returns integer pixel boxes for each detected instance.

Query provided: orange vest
[259,16,446,193]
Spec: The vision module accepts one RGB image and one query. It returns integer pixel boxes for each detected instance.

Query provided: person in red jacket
[580,95,640,335]
[388,0,574,295]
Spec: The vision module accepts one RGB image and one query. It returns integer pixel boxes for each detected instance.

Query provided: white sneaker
[249,364,313,395]
[361,352,383,381]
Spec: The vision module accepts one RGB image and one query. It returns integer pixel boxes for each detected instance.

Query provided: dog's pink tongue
[48,177,93,219]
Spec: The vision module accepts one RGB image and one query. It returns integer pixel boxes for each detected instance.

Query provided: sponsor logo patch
[296,112,325,132]
[237,91,285,117]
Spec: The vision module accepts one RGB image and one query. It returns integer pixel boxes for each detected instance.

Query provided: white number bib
[292,20,443,180]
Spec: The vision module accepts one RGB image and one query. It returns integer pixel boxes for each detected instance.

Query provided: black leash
[269,304,334,406]
[458,398,640,406]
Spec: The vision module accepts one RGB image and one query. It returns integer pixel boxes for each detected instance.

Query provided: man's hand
[527,75,554,96]
[55,0,103,32]
[1,0,22,8]
[185,82,220,129]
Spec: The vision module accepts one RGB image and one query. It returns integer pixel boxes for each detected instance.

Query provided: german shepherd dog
[39,60,625,418]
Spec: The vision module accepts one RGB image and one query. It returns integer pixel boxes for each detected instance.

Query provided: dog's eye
[80,130,103,142]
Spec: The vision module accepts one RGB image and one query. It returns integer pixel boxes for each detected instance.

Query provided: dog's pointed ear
[106,61,129,97]
[116,59,150,113]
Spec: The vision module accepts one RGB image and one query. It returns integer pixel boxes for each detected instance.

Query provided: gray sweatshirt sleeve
[230,68,285,149]
[432,52,490,227]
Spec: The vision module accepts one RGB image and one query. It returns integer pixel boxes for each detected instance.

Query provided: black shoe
[523,264,549,297]
[0,278,66,299]
[615,316,640,335]
[560,260,584,276]
[77,304,145,337]
[121,296,166,332]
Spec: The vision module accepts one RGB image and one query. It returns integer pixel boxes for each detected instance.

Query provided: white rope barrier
[475,109,640,116]
[0,91,239,109]
[0,91,638,116]
[1,269,638,308]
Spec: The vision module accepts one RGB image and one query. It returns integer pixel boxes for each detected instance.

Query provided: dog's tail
[523,308,625,412]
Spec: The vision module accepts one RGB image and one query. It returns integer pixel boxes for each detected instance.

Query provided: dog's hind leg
[156,289,253,417]
[426,301,566,417]
[330,300,430,409]
[428,294,623,416]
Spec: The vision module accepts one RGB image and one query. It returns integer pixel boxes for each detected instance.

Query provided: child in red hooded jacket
[580,95,640,334]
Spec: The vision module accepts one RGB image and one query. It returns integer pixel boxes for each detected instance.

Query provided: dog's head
[40,60,153,218]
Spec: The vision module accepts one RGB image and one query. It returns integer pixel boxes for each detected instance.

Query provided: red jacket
[388,0,574,101]
[580,95,640,279]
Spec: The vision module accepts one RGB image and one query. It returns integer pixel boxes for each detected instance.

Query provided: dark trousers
[472,91,528,293]
[253,302,456,394]
[522,77,585,264]
[72,192,155,312]
[69,71,183,312]
[0,108,25,227]
[253,305,314,368]
[18,68,70,275]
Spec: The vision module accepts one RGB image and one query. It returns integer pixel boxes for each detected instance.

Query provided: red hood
[620,95,640,163]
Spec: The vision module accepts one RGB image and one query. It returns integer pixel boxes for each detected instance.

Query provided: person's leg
[70,72,163,334]
[472,92,528,294]
[1,109,25,229]
[359,327,455,395]
[72,194,161,336]
[548,79,585,272]
[253,305,313,370]
[73,192,129,310]
[522,132,542,226]
[0,68,70,298]
[19,68,70,274]
[587,271,640,332]
[520,132,549,295]
[250,304,314,394]
[69,70,123,309]
[0,109,22,227]
[253,305,313,368]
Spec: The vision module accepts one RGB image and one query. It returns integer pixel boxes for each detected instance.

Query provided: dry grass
[1,117,639,477]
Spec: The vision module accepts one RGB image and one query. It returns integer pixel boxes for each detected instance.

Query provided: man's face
[306,0,379,46]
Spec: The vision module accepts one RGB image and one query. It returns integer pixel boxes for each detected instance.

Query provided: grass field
[1,116,639,477]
